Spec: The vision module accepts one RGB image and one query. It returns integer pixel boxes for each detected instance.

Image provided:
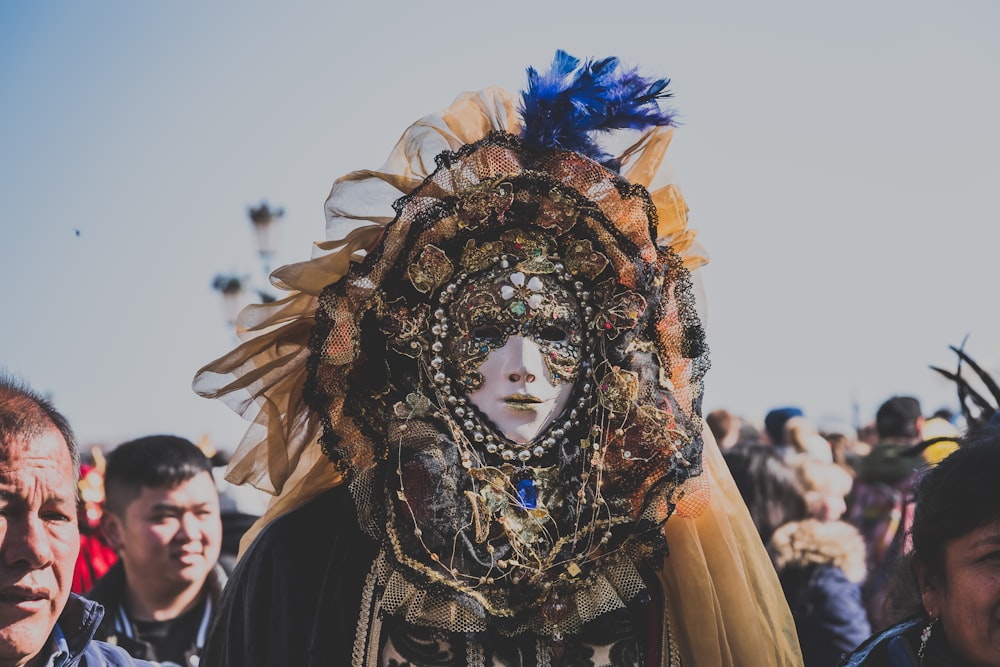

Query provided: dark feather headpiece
[930,340,1000,433]
[519,50,677,171]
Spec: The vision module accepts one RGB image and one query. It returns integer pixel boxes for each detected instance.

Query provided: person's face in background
[103,471,221,606]
[0,429,79,665]
[920,519,1000,667]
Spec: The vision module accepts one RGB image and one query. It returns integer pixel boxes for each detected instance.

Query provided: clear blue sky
[2,1,998,451]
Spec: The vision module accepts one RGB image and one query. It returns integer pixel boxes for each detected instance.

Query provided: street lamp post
[248,201,284,278]
[211,273,248,327]
[212,200,285,330]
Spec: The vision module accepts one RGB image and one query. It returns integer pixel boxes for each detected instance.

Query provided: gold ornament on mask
[408,244,454,294]
[533,187,581,234]
[634,404,689,455]
[516,256,558,276]
[595,288,647,340]
[455,180,514,230]
[597,366,640,414]
[500,228,553,261]
[460,239,505,273]
[444,264,584,392]
[380,299,430,358]
[564,239,609,280]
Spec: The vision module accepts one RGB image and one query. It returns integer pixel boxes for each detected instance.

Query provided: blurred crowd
[713,396,990,666]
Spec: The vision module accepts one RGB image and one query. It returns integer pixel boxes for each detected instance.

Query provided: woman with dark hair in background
[723,443,809,544]
[840,424,1000,666]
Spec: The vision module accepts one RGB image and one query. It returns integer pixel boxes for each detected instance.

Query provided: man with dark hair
[0,375,152,666]
[0,378,79,473]
[874,395,923,441]
[847,395,926,629]
[88,435,224,666]
[859,395,924,489]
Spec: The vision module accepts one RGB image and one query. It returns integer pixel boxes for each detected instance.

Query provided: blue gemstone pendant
[517,478,538,509]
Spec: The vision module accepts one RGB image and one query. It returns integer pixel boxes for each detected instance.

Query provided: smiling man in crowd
[0,375,151,666]
[88,435,224,666]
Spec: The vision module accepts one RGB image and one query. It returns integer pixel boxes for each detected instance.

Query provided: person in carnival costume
[194,51,802,666]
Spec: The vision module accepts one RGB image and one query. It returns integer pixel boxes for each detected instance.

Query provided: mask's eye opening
[472,324,503,342]
[537,325,567,342]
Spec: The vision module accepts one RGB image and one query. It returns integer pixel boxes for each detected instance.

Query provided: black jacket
[85,561,226,665]
[201,486,378,667]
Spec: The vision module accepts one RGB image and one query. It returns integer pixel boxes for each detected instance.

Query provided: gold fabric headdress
[193,61,802,666]
[193,86,704,517]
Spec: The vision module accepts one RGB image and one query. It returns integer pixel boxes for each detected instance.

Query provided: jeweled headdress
[196,51,720,656]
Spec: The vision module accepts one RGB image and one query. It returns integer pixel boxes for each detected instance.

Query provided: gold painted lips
[503,394,542,411]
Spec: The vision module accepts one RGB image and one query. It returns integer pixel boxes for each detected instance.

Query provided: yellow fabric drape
[661,428,803,666]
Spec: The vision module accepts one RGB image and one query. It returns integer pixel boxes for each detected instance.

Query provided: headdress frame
[192,83,803,667]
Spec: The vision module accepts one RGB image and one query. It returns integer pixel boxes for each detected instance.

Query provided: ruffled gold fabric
[192,87,801,666]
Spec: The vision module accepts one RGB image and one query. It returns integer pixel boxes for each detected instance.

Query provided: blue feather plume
[519,50,676,170]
